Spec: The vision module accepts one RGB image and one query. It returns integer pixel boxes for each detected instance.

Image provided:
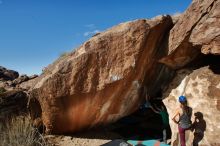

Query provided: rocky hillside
[0,66,38,119]
[2,0,219,145]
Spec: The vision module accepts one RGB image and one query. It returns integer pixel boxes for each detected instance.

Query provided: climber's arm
[172,109,180,124]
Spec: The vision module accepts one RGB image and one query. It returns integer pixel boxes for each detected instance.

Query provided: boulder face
[159,0,220,69]
[163,67,220,146]
[30,16,175,134]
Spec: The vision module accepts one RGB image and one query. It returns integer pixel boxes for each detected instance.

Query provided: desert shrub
[59,52,68,58]
[0,87,6,94]
[0,116,48,146]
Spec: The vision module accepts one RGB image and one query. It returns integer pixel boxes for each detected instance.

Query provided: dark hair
[180,101,190,116]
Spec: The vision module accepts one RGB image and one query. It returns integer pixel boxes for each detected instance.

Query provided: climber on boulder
[143,91,170,144]
[172,96,192,146]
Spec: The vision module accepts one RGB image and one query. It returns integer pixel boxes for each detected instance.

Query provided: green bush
[59,52,68,58]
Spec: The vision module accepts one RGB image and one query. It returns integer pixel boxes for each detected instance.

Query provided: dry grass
[0,116,48,146]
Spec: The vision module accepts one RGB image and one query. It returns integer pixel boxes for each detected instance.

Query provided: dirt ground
[45,130,122,146]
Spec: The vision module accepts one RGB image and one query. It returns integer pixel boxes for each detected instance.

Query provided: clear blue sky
[0,0,191,75]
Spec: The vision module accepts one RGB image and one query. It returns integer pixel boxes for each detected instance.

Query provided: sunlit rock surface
[30,16,174,134]
[163,67,220,146]
[160,0,220,69]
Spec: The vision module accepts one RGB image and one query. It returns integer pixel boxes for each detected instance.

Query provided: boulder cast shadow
[191,112,206,146]
[68,107,171,142]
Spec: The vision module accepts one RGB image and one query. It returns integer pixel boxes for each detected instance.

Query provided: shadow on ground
[70,107,171,142]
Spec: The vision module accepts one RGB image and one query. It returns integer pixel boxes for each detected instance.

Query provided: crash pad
[101,139,131,146]
[127,139,170,146]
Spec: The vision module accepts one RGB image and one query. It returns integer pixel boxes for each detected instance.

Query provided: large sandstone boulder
[163,67,220,146]
[30,16,175,134]
[160,0,220,69]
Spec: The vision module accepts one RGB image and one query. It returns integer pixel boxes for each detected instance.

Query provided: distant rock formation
[0,67,38,119]
[0,66,19,81]
[0,66,38,91]
[30,16,175,134]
